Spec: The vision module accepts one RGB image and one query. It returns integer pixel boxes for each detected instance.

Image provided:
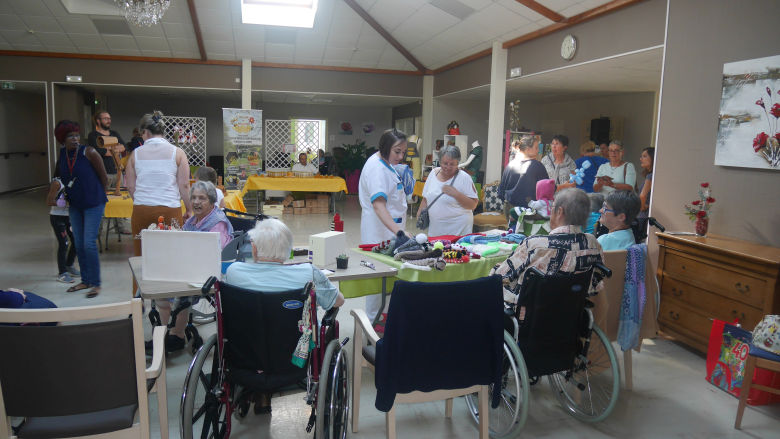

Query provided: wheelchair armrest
[350,309,380,345]
[145,325,166,379]
[201,276,217,296]
[322,306,340,327]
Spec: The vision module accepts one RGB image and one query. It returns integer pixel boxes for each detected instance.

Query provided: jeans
[50,215,76,274]
[69,204,105,287]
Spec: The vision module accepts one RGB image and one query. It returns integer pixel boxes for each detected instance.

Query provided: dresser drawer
[660,277,764,328]
[663,252,766,309]
[658,298,711,347]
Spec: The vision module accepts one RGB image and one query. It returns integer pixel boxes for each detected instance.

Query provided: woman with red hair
[54,120,108,298]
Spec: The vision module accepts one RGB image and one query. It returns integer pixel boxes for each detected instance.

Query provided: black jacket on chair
[374,276,505,412]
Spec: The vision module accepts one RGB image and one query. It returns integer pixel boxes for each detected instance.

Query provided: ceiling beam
[515,0,565,23]
[504,0,646,48]
[432,48,492,75]
[342,0,430,74]
[186,0,207,61]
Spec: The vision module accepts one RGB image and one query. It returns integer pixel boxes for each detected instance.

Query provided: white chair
[0,299,168,439]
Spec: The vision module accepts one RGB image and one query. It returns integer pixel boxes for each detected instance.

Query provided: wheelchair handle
[648,217,665,233]
[594,262,612,279]
[222,207,269,221]
[201,276,217,296]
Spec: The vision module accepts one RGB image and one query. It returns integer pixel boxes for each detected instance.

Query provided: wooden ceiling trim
[503,0,647,48]
[186,0,207,61]
[342,0,430,74]
[0,50,421,75]
[250,61,422,75]
[432,48,492,75]
[0,50,239,65]
[515,0,565,22]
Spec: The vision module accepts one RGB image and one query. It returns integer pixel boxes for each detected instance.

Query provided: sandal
[67,283,91,293]
[86,287,100,298]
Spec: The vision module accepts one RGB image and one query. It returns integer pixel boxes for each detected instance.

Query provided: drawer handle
[734,282,751,294]
[671,287,683,297]
[669,311,680,320]
[731,310,746,321]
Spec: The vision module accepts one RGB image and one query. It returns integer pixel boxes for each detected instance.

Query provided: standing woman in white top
[418,145,478,236]
[593,140,637,194]
[359,128,409,323]
[125,111,193,295]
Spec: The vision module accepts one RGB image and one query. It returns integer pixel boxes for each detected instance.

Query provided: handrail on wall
[2,151,47,159]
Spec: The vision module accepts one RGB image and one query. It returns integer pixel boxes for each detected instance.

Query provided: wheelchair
[465,264,619,438]
[180,277,350,439]
[147,208,272,350]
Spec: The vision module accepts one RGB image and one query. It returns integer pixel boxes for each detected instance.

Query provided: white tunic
[594,161,637,194]
[359,153,407,244]
[421,169,478,236]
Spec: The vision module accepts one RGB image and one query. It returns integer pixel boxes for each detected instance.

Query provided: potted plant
[334,139,368,193]
[336,253,349,269]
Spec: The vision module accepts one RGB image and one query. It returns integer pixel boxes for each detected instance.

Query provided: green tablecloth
[339,248,508,298]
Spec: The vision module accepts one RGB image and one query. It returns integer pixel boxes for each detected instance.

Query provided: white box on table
[309,231,346,267]
[141,230,221,283]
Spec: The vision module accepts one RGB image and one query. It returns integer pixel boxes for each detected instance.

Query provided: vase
[695,216,709,236]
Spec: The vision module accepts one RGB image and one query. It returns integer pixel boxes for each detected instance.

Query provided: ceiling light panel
[92,18,134,36]
[429,0,475,20]
[241,0,319,28]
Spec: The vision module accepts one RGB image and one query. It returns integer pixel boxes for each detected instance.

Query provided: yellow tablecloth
[338,248,508,298]
[223,190,246,212]
[103,192,185,218]
[240,175,348,197]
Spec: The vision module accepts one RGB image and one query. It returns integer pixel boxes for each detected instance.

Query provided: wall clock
[561,34,577,61]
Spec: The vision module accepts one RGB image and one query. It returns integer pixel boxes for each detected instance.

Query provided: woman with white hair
[224,217,345,414]
[418,145,478,236]
[182,181,233,248]
[225,217,344,310]
[149,181,234,354]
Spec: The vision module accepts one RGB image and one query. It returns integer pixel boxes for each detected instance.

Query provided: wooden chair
[593,248,659,390]
[351,277,505,439]
[473,181,507,232]
[0,299,168,439]
[734,346,780,429]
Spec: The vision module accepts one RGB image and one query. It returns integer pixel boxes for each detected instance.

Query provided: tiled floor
[2,187,779,438]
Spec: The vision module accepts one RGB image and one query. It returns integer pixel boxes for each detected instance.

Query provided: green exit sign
[1,82,15,90]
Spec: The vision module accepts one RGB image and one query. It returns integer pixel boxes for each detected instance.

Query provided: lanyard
[65,147,79,175]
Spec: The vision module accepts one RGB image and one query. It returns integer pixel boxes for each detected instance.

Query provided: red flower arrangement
[684,182,715,222]
[685,182,715,236]
[753,87,780,167]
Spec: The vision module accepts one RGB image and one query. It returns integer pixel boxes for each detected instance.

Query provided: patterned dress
[491,225,604,302]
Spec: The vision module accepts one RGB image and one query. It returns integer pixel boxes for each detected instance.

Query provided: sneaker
[66,266,80,277]
[57,272,75,283]
[165,334,186,353]
[192,300,216,324]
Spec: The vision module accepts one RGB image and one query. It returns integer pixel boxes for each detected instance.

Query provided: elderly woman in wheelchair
[471,189,619,438]
[180,217,348,439]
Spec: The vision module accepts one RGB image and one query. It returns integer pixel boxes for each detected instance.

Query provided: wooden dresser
[656,233,780,353]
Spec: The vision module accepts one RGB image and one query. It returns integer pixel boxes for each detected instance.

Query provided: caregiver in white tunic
[419,145,479,236]
[359,128,410,322]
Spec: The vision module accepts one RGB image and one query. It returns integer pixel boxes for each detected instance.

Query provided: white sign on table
[141,230,221,284]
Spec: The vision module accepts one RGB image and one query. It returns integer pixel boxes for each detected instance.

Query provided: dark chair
[351,276,508,439]
[0,299,168,439]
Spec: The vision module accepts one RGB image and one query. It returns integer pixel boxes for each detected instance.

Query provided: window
[241,0,319,28]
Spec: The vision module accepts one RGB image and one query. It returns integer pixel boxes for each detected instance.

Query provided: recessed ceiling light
[242,0,319,28]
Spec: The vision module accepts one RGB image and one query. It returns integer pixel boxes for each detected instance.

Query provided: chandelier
[114,0,171,27]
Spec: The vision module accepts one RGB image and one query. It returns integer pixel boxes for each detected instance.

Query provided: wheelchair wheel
[465,330,529,439]
[315,339,350,439]
[181,334,229,439]
[547,325,619,423]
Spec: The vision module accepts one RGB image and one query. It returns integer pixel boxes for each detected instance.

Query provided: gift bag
[705,319,780,405]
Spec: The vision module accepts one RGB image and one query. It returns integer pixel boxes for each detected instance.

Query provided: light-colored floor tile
[2,188,779,438]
